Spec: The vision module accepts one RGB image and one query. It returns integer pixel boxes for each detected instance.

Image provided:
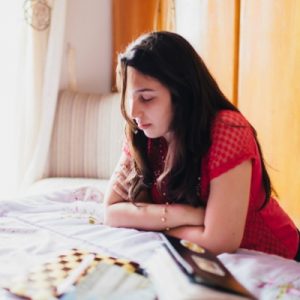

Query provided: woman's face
[126,67,173,142]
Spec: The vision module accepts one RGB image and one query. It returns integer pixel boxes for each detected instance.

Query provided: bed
[0,185,300,300]
[1,90,299,299]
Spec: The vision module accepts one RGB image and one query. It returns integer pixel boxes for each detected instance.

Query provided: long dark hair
[117,31,273,208]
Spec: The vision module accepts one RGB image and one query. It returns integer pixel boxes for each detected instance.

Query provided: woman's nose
[129,100,142,119]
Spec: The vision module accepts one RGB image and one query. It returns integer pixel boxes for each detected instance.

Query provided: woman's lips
[138,123,151,130]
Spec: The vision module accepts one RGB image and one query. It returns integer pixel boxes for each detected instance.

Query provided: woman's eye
[141,96,154,102]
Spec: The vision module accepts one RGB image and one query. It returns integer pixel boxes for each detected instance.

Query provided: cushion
[43,90,124,179]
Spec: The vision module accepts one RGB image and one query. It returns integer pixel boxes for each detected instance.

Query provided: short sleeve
[207,110,257,180]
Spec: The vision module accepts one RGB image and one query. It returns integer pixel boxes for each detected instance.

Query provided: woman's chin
[142,130,160,139]
[143,129,171,141]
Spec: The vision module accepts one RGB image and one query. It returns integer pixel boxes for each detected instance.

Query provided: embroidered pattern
[258,279,300,299]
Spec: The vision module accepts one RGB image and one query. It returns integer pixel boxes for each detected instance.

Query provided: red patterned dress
[125,110,299,259]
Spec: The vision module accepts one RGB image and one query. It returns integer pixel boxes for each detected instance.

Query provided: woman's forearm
[165,225,239,255]
[103,202,205,231]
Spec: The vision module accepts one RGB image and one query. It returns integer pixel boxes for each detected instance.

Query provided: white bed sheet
[0,187,300,300]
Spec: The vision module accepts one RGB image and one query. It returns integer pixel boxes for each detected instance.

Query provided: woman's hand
[112,159,152,203]
[112,161,133,201]
[104,153,151,204]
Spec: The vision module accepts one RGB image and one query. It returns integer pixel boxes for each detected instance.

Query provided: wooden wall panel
[112,0,159,90]
[238,0,300,226]
[176,0,239,104]
[112,0,175,90]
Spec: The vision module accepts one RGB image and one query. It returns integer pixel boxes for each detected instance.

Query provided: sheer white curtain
[0,1,68,198]
[21,0,68,189]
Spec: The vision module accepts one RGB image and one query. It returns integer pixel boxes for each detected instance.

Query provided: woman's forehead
[126,67,163,92]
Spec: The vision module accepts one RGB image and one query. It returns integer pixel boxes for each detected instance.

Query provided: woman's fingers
[120,162,133,177]
[116,170,131,190]
[112,159,135,200]
[113,180,129,200]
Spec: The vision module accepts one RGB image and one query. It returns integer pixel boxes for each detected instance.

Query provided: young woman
[103,31,300,260]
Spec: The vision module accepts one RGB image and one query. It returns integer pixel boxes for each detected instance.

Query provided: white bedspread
[0,187,300,299]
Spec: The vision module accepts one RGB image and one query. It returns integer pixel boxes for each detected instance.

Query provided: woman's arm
[104,201,204,230]
[104,153,251,254]
[165,160,252,255]
[103,153,205,230]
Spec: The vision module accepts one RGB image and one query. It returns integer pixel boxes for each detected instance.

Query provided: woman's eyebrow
[134,88,156,93]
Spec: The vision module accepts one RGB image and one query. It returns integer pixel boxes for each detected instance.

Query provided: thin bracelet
[161,202,170,231]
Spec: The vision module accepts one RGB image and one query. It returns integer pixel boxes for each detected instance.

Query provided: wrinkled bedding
[0,186,299,299]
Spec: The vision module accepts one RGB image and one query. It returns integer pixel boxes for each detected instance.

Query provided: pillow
[44,90,124,179]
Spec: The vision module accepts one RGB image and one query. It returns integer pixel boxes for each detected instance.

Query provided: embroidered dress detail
[150,138,169,204]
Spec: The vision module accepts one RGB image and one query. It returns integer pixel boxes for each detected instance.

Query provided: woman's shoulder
[206,110,257,180]
[214,109,250,128]
[210,109,255,152]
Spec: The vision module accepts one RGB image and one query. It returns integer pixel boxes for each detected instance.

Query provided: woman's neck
[163,132,173,145]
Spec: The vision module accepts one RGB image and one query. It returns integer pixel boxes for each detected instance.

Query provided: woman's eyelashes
[140,95,154,102]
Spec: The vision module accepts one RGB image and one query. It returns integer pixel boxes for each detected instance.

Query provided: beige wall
[60,0,112,94]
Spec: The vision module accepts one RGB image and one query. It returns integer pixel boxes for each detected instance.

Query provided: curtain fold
[20,0,68,189]
[112,0,175,90]
[17,3,50,192]
[175,0,239,104]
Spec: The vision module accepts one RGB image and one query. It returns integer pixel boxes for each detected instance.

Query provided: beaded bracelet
[161,202,170,231]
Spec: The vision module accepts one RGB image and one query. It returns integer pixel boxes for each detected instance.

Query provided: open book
[4,248,156,300]
[146,234,256,300]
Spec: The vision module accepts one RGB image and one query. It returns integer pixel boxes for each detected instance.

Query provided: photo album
[146,234,256,300]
